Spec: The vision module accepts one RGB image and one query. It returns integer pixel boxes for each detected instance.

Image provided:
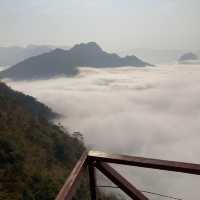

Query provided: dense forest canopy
[0,82,118,200]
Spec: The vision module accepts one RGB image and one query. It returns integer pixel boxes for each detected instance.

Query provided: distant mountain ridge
[0,45,52,66]
[179,52,199,61]
[178,52,200,64]
[0,45,70,66]
[124,48,184,64]
[0,42,153,80]
[123,49,200,64]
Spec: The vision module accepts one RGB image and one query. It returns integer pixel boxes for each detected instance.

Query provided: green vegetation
[0,82,119,200]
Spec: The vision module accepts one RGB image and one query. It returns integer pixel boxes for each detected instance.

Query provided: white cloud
[6,64,200,199]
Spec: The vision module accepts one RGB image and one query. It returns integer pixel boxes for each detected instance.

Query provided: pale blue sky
[0,0,199,51]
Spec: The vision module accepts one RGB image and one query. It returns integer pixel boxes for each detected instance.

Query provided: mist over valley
[5,63,200,199]
[1,0,200,199]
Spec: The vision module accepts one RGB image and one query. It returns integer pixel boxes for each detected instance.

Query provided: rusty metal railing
[55,150,200,200]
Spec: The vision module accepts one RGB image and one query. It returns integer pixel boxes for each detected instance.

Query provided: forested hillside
[0,82,118,200]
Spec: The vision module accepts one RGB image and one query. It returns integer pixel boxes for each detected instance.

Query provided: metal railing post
[88,161,97,200]
[95,161,149,200]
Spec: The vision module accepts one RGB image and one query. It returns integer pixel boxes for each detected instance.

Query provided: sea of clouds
[6,64,200,199]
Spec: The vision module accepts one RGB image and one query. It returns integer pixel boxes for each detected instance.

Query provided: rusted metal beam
[88,163,97,200]
[95,161,149,200]
[56,150,200,200]
[88,151,200,175]
[55,151,88,200]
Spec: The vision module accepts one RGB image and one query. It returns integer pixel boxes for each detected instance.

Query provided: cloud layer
[6,64,200,199]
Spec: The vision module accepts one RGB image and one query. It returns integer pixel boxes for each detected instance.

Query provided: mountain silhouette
[0,42,153,80]
[178,52,200,64]
[0,45,70,66]
[179,52,198,62]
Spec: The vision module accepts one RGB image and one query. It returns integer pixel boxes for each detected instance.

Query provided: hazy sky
[1,0,199,51]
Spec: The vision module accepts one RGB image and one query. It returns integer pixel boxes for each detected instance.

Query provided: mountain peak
[70,42,103,53]
[52,48,66,54]
[0,42,152,80]
[179,52,198,61]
